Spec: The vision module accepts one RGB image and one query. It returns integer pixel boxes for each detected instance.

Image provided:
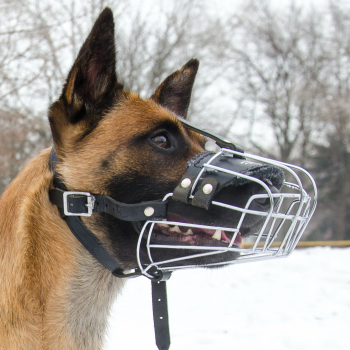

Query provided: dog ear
[61,7,122,124]
[151,59,199,119]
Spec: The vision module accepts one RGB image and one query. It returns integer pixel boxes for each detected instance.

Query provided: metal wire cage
[136,148,317,279]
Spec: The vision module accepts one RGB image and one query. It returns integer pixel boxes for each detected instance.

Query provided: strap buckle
[63,191,95,217]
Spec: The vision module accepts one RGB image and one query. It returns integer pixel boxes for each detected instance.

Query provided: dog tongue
[222,231,242,247]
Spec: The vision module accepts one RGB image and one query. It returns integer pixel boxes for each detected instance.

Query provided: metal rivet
[181,178,192,189]
[203,183,213,195]
[144,207,155,217]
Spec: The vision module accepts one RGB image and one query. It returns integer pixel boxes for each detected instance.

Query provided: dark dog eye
[151,134,171,149]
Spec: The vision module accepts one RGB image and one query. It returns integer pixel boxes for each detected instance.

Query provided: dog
[0,8,278,350]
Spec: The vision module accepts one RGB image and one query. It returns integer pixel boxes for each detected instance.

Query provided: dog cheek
[102,172,176,204]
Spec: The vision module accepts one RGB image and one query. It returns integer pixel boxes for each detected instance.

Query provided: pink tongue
[222,231,243,247]
[192,227,243,247]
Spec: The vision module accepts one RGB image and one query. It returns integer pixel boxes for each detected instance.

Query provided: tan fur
[0,148,125,349]
[0,95,203,350]
[52,92,203,194]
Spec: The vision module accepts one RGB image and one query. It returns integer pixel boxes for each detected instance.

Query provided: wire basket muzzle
[136,149,317,279]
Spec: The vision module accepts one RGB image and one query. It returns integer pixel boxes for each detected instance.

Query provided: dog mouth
[132,212,245,269]
[153,215,243,247]
[135,214,243,248]
[131,167,284,268]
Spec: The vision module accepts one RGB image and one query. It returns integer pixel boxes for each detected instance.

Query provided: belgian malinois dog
[0,8,279,350]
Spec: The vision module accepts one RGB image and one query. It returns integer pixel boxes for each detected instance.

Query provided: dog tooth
[169,225,182,233]
[183,229,194,236]
[158,223,169,228]
[212,229,222,241]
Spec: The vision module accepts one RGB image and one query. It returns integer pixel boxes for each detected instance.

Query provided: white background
[105,247,350,350]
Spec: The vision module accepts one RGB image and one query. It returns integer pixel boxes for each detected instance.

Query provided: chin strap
[152,277,172,350]
[49,147,171,350]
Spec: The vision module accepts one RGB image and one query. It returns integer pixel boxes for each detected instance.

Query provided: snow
[105,247,350,350]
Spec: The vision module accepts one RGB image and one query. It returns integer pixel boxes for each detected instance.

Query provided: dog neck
[0,148,124,350]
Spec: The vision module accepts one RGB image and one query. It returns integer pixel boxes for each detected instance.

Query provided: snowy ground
[105,247,350,350]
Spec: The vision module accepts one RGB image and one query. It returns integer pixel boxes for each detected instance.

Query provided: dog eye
[151,134,171,149]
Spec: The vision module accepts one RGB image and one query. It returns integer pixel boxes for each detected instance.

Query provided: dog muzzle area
[49,119,317,280]
[136,148,317,279]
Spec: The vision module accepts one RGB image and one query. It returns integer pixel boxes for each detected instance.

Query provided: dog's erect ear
[62,8,122,124]
[151,59,199,119]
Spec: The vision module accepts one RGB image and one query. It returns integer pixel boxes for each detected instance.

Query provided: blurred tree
[309,1,350,240]
[219,0,328,164]
[312,133,350,240]
[0,109,49,194]
[218,0,350,240]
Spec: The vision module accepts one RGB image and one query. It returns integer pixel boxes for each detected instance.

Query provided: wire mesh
[136,149,317,278]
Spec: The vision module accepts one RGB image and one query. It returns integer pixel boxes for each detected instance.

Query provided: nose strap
[173,152,285,210]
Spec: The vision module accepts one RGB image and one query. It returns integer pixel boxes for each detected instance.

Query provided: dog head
[48,8,282,271]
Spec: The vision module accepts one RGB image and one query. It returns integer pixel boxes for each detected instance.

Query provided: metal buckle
[63,191,95,217]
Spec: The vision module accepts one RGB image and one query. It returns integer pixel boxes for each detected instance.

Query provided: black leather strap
[192,177,219,210]
[172,173,197,203]
[152,281,171,350]
[65,215,122,272]
[179,117,245,153]
[49,188,168,221]
[94,195,167,221]
[49,147,124,274]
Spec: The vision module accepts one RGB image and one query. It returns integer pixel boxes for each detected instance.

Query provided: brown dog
[0,8,276,350]
[0,8,205,349]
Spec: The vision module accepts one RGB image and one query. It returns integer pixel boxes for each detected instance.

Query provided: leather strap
[64,215,122,272]
[179,118,244,153]
[49,147,173,350]
[49,147,125,275]
[192,177,219,210]
[49,187,167,221]
[152,280,171,350]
